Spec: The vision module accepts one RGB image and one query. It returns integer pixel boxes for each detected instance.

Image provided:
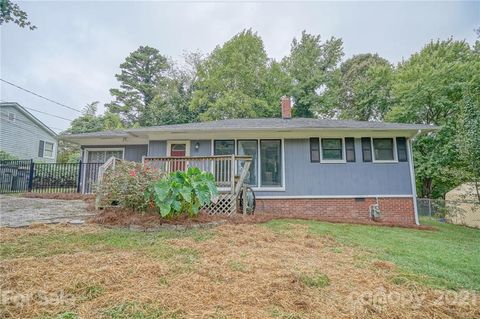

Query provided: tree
[106,46,170,126]
[322,53,394,120]
[385,39,476,198]
[60,102,124,163]
[142,52,203,125]
[191,29,285,121]
[458,86,480,202]
[283,31,343,117]
[67,102,104,134]
[0,150,17,160]
[0,0,36,30]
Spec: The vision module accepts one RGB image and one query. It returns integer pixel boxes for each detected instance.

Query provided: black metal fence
[0,160,102,194]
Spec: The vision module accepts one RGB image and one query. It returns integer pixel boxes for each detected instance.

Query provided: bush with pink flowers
[96,161,164,211]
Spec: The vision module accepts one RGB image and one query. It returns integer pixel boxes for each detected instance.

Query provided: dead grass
[0,223,478,319]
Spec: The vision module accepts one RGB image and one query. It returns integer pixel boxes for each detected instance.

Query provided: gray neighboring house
[1,102,58,162]
[61,97,438,225]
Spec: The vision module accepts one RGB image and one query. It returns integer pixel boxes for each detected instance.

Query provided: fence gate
[0,160,102,194]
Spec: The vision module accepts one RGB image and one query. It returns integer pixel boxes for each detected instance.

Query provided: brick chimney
[281,96,292,119]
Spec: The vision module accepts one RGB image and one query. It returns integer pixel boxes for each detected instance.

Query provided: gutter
[408,129,422,225]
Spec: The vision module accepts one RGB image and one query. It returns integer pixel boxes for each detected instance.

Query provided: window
[345,137,355,162]
[38,140,55,158]
[260,140,282,187]
[396,137,408,162]
[237,140,258,186]
[214,140,234,155]
[8,112,16,122]
[309,138,320,163]
[321,138,343,162]
[43,142,54,158]
[86,149,123,163]
[361,137,372,162]
[372,138,396,161]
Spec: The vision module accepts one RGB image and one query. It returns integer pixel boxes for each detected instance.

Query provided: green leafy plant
[146,167,218,217]
[96,161,164,211]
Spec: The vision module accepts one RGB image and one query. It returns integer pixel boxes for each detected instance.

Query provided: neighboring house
[445,183,480,228]
[0,102,58,162]
[61,97,438,225]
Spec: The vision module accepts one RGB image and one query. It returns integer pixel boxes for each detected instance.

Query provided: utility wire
[0,78,82,113]
[23,106,73,121]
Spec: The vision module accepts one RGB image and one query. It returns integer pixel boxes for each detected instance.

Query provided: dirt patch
[0,224,477,318]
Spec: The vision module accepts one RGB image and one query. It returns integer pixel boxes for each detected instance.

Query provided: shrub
[146,167,218,218]
[96,161,164,211]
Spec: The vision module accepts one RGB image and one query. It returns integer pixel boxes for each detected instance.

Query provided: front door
[170,143,187,171]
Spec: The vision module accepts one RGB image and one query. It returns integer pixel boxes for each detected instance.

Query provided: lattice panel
[203,193,237,216]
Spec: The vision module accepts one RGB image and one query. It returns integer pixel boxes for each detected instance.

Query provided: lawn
[0,219,479,318]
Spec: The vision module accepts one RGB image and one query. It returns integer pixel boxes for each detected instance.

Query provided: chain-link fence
[417,198,480,228]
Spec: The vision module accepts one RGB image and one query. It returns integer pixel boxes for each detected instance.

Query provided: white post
[408,137,420,225]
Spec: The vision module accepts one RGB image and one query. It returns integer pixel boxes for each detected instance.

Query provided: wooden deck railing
[143,155,252,193]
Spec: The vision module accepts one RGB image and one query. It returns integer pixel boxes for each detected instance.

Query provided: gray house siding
[83,137,413,197]
[148,141,166,156]
[257,138,413,197]
[0,105,57,162]
[190,140,211,156]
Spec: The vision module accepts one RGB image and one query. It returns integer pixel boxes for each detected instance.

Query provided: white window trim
[83,147,125,163]
[212,138,285,191]
[371,137,398,163]
[320,137,346,164]
[167,140,190,157]
[42,141,56,159]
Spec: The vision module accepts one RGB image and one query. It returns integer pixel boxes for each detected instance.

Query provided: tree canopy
[283,31,343,117]
[63,29,479,199]
[0,0,36,30]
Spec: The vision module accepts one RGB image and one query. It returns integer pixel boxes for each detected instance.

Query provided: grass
[265,218,480,291]
[102,302,180,319]
[298,271,330,288]
[1,221,479,318]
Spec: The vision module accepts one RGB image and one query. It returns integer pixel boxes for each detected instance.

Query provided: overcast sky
[1,1,478,132]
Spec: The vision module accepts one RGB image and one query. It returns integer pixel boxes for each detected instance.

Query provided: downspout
[408,130,421,225]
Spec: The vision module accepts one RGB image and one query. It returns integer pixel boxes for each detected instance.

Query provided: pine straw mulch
[90,208,436,230]
[1,224,478,319]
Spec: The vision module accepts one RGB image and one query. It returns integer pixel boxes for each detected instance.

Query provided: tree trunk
[475,180,480,203]
[422,178,432,198]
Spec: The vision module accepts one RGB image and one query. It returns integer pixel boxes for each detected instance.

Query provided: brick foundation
[256,197,416,225]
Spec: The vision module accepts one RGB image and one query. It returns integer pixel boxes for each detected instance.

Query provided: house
[61,97,437,225]
[0,102,58,161]
[445,183,480,228]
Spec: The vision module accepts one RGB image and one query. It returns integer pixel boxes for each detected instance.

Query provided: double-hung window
[320,138,344,163]
[372,138,396,162]
[38,140,55,158]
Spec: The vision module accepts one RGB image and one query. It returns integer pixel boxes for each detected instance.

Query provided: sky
[1,0,479,133]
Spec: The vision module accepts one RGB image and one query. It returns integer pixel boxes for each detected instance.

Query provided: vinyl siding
[83,137,414,197]
[257,138,413,197]
[0,105,57,162]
